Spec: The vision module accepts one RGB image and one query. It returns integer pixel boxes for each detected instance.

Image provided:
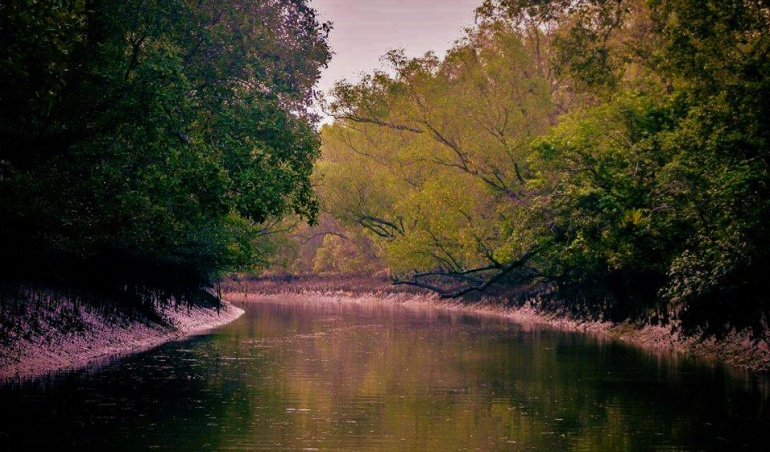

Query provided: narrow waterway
[2,296,769,451]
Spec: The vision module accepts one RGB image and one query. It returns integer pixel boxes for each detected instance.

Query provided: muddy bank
[3,277,767,381]
[225,285,770,373]
[0,300,244,381]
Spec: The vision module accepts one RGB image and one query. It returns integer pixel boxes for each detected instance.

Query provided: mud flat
[0,301,244,381]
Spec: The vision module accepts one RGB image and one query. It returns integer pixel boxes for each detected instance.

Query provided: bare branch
[296,231,349,244]
[338,114,423,134]
[354,214,404,240]
[392,250,537,298]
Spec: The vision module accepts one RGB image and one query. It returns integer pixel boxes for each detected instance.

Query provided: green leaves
[319,24,552,293]
[0,0,88,115]
[532,93,674,316]
[310,0,770,337]
[0,0,330,305]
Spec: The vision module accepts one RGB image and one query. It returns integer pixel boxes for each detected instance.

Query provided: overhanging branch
[338,114,424,134]
[392,250,537,298]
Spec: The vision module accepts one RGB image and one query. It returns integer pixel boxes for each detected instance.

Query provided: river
[2,296,769,451]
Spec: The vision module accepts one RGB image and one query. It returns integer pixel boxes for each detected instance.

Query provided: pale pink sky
[311,0,481,95]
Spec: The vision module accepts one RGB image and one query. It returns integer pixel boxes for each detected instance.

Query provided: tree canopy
[0,0,330,308]
[319,24,551,297]
[4,0,769,340]
[302,0,770,339]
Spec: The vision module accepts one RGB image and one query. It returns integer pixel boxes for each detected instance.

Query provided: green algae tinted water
[2,297,769,451]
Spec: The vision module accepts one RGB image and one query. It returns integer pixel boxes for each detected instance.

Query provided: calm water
[2,297,770,451]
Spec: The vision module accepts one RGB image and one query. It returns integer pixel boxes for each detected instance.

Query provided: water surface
[2,297,769,451]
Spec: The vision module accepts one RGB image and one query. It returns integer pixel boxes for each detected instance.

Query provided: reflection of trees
[214,298,764,451]
[3,299,768,450]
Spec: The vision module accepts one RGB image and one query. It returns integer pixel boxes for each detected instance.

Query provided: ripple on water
[2,298,770,451]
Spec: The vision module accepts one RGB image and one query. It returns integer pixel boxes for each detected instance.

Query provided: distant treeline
[0,1,330,310]
[278,0,770,340]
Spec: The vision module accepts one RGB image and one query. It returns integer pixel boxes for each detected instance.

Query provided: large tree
[317,0,770,341]
[0,0,330,306]
[322,24,552,296]
[481,0,770,333]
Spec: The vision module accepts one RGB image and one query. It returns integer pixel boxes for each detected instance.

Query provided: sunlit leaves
[307,0,770,339]
[319,25,552,290]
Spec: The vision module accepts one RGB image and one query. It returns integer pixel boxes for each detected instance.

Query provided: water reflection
[2,296,770,451]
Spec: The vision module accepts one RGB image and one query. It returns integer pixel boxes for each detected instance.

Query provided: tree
[647,0,770,335]
[532,93,679,320]
[484,0,770,334]
[323,24,551,297]
[0,0,330,308]
[319,0,770,341]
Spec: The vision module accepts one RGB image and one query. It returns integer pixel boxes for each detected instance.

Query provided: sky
[310,0,482,96]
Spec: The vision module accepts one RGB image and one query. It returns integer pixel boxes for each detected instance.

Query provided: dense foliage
[306,0,770,338]
[0,0,330,308]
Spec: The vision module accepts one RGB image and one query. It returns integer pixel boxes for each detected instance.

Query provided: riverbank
[3,274,768,380]
[0,299,244,381]
[225,275,770,373]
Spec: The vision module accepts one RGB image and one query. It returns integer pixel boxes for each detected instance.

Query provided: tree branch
[296,231,349,244]
[392,250,536,298]
[338,114,423,134]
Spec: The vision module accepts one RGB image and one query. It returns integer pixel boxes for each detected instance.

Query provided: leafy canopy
[312,0,770,340]
[0,0,331,306]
